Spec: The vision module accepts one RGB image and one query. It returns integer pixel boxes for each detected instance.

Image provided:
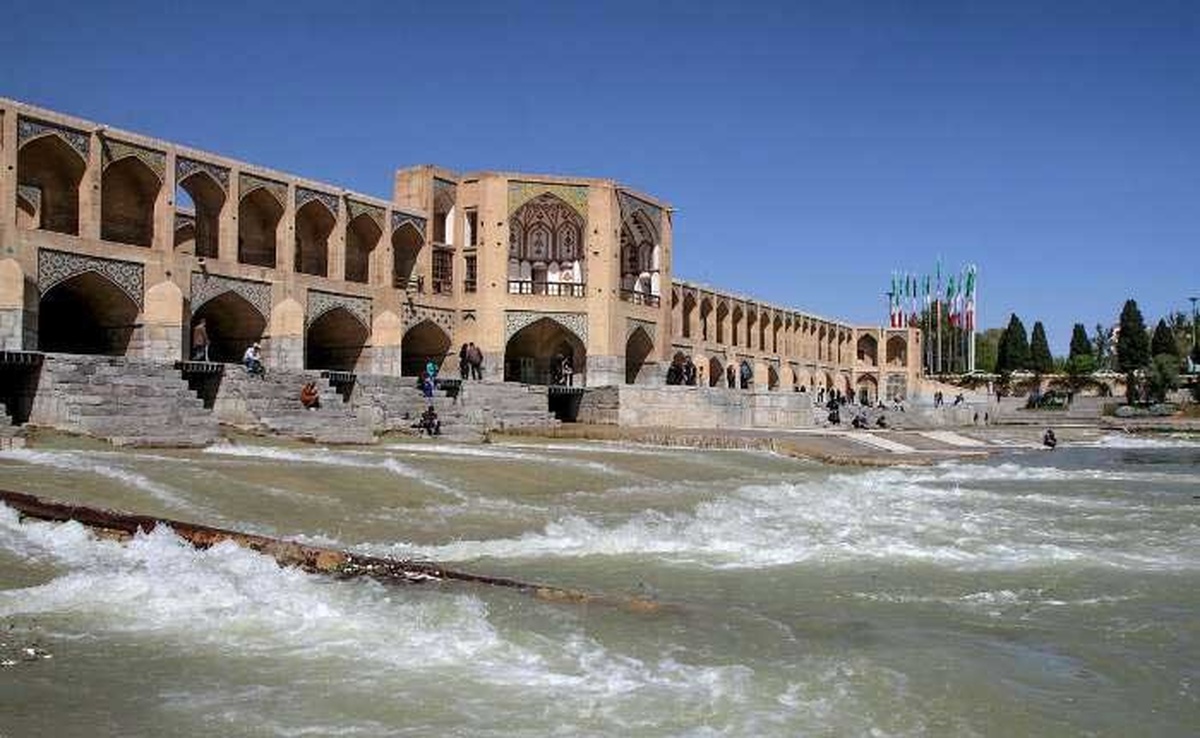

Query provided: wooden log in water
[0,489,662,613]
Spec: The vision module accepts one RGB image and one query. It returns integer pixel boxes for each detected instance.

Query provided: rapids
[1,434,1198,736]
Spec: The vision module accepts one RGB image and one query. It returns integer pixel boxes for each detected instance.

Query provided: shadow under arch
[39,271,139,355]
[401,319,451,377]
[505,317,585,385]
[192,291,266,363]
[625,326,654,384]
[307,306,369,372]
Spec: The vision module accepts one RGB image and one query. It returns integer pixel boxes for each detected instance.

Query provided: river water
[1,433,1197,736]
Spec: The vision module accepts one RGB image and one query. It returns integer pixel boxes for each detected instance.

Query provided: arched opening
[731,305,743,347]
[101,156,160,247]
[625,326,654,384]
[885,374,908,402]
[817,326,827,362]
[174,218,196,255]
[401,320,451,377]
[856,334,878,367]
[238,188,283,267]
[307,307,369,372]
[773,315,783,353]
[177,171,225,258]
[708,355,724,387]
[509,193,585,295]
[824,372,835,391]
[699,297,713,342]
[856,375,878,405]
[38,272,138,355]
[505,317,585,385]
[746,310,758,349]
[886,335,907,367]
[392,222,424,290]
[295,200,335,277]
[768,364,780,390]
[681,292,696,339]
[716,301,728,344]
[619,210,658,301]
[16,188,39,229]
[345,213,381,284]
[17,134,85,235]
[192,292,266,363]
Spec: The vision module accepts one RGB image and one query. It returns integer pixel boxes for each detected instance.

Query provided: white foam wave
[0,448,196,512]
[381,442,620,474]
[203,443,461,495]
[398,472,1200,572]
[1091,434,1200,449]
[0,507,797,732]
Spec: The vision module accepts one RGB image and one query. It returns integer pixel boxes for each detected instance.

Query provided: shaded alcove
[38,272,138,355]
[306,307,369,372]
[505,318,585,385]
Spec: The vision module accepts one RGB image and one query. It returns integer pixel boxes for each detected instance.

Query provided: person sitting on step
[300,381,320,410]
[243,342,265,377]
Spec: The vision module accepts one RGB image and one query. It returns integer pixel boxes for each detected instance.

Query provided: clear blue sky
[4,0,1197,353]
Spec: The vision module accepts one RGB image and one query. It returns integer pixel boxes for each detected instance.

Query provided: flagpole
[969,265,977,373]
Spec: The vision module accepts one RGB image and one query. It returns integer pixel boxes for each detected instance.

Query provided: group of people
[933,391,966,408]
[553,354,575,386]
[457,343,484,381]
[666,355,699,386]
[725,362,753,389]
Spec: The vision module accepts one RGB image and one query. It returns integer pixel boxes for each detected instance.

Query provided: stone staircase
[30,354,220,447]
[214,367,375,444]
[352,377,558,441]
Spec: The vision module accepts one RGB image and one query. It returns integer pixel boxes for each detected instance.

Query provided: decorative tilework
[16,184,40,211]
[239,173,287,207]
[626,318,657,343]
[618,191,662,240]
[403,305,455,335]
[190,273,272,321]
[17,117,90,161]
[307,290,371,331]
[348,200,385,230]
[391,210,427,235]
[39,249,143,308]
[101,138,166,181]
[296,187,340,216]
[504,311,588,344]
[508,181,588,219]
[177,158,230,192]
[433,178,457,212]
[174,212,195,232]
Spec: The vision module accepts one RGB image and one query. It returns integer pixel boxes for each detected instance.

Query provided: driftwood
[0,489,662,613]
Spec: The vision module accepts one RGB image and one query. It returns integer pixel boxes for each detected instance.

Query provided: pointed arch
[708,355,724,387]
[509,192,586,292]
[505,316,586,385]
[295,199,335,277]
[400,319,452,377]
[392,221,425,290]
[177,169,225,258]
[39,271,139,355]
[307,306,369,372]
[192,290,266,363]
[625,325,655,384]
[18,133,86,235]
[101,156,160,247]
[886,335,907,367]
[857,334,879,367]
[239,188,283,267]
[345,212,382,284]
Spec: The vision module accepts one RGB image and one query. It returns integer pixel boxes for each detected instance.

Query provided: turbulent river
[1,433,1198,736]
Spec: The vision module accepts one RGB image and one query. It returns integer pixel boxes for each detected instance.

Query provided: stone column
[0,259,27,350]
[79,130,103,240]
[219,167,239,264]
[370,309,402,376]
[0,108,15,242]
[152,150,174,253]
[142,279,184,361]
[328,194,347,281]
[278,183,296,273]
[267,296,304,370]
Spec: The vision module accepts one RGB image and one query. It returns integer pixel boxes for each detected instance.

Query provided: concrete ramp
[844,431,917,453]
[919,430,988,448]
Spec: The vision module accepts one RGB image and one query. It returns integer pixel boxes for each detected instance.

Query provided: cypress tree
[1001,314,1030,372]
[1151,318,1180,358]
[1117,299,1150,403]
[1029,321,1054,374]
[1069,323,1092,360]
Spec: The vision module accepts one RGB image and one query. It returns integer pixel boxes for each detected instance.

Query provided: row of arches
[16,130,426,288]
[854,334,908,368]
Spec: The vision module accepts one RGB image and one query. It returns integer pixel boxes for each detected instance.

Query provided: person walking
[458,343,470,381]
[467,342,483,380]
[191,318,210,361]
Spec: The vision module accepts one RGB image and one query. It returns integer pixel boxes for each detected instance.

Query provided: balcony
[508,280,586,297]
[620,289,661,308]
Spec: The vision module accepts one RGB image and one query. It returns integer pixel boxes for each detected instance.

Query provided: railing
[507,280,587,297]
[620,289,661,307]
[394,275,424,293]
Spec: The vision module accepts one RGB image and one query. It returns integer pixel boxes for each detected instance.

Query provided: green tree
[1069,323,1092,360]
[1146,354,1179,403]
[1092,323,1114,371]
[996,314,1029,374]
[1151,318,1180,359]
[974,327,1004,373]
[1117,299,1150,403]
[1029,321,1054,374]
